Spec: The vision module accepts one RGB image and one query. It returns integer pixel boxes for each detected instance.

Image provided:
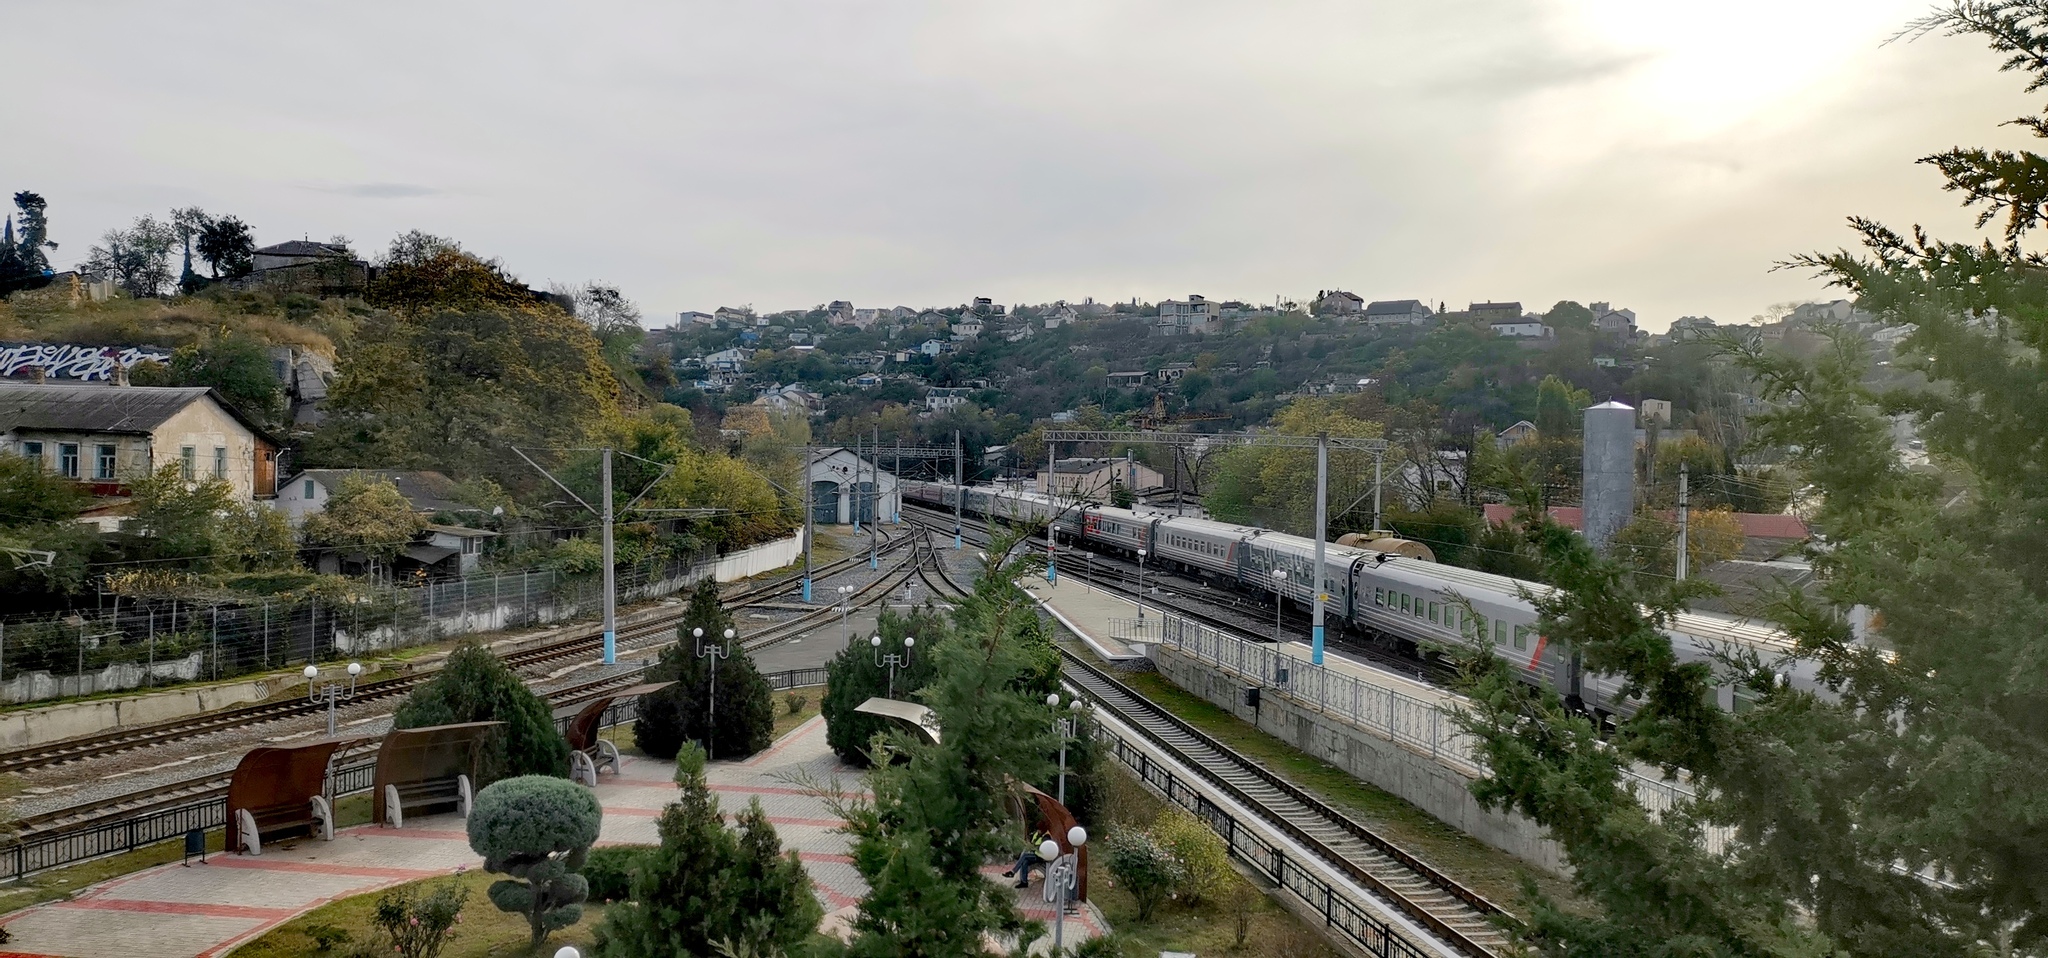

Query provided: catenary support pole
[1046,440,1057,585]
[1372,445,1385,532]
[802,449,813,602]
[601,447,617,665]
[892,440,902,523]
[870,426,880,569]
[1676,462,1690,582]
[953,430,963,549]
[1312,432,1328,665]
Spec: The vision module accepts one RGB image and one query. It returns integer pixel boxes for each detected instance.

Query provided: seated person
[1002,830,1052,888]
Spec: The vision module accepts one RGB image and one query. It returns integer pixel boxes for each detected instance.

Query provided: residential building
[1468,302,1523,324]
[917,339,951,357]
[1593,305,1638,336]
[754,383,822,416]
[1105,370,1152,388]
[678,310,716,325]
[1364,299,1435,326]
[1312,290,1364,318]
[1156,295,1220,336]
[1495,420,1539,449]
[951,318,985,340]
[274,468,475,525]
[1639,399,1673,425]
[251,239,352,273]
[1489,319,1552,338]
[1044,303,1080,329]
[888,306,919,320]
[968,297,1004,317]
[1669,316,1718,340]
[704,347,750,372]
[1035,457,1165,500]
[714,306,755,326]
[0,381,280,501]
[925,386,973,412]
[1157,362,1196,383]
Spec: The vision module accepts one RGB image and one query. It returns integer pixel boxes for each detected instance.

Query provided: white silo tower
[1581,400,1636,556]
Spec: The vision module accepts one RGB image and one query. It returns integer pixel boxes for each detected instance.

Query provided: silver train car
[900,481,1812,717]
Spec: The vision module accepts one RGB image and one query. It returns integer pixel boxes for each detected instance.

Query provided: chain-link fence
[0,549,720,705]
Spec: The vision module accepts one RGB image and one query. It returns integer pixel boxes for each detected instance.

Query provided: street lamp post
[836,584,856,630]
[1041,825,1089,952]
[1135,548,1148,620]
[305,662,362,737]
[1046,693,1085,806]
[1271,568,1287,643]
[694,627,735,759]
[871,634,915,699]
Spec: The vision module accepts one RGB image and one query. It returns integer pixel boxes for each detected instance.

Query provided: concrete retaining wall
[0,667,299,750]
[1153,646,1567,876]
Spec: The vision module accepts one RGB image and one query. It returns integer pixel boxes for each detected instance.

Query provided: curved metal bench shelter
[228,735,373,855]
[371,721,502,828]
[563,682,673,786]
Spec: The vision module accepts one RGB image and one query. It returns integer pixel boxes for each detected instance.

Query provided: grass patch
[1065,640,1581,916]
[226,868,610,958]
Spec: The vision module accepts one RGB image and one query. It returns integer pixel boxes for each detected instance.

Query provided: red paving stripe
[353,827,472,840]
[747,715,826,767]
[52,897,296,920]
[0,952,64,957]
[608,780,864,799]
[600,805,842,829]
[206,857,449,880]
[813,881,860,908]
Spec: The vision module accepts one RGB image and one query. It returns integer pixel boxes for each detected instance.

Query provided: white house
[274,468,475,525]
[1044,303,1079,329]
[704,347,750,372]
[951,318,985,340]
[678,311,716,326]
[917,339,951,357]
[926,386,973,412]
[1490,320,1552,338]
[1156,295,1220,336]
[0,381,281,504]
[806,447,901,525]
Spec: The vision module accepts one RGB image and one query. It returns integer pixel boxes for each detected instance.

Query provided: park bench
[383,774,473,828]
[227,738,365,856]
[233,796,338,855]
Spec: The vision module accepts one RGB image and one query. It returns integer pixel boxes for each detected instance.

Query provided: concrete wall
[1152,645,1568,876]
[0,664,299,750]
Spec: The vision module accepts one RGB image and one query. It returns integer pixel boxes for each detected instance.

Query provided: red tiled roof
[1481,504,1809,540]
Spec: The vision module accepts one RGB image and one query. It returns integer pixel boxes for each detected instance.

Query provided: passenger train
[902,480,1820,720]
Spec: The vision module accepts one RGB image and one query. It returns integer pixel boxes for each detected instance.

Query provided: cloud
[310,183,444,199]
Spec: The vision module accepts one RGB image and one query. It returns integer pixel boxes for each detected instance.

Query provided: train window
[1513,625,1528,650]
[1398,594,1409,613]
[1414,599,1424,619]
[1494,621,1507,645]
[1373,588,1384,606]
[1427,602,1438,624]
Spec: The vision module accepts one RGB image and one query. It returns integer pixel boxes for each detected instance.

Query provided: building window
[180,446,196,480]
[20,441,42,468]
[58,443,79,478]
[304,479,317,499]
[95,444,116,480]
[213,446,227,478]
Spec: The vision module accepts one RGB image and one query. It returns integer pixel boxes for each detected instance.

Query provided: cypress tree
[637,578,775,760]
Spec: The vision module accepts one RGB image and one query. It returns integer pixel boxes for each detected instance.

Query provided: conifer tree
[395,642,569,781]
[821,605,947,766]
[637,579,774,760]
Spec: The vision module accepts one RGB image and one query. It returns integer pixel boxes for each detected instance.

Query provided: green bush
[467,775,604,949]
[635,580,775,760]
[822,606,948,766]
[1099,828,1185,921]
[394,642,569,781]
[784,691,807,715]
[593,742,819,956]
[372,879,470,958]
[582,845,653,903]
[1151,807,1232,906]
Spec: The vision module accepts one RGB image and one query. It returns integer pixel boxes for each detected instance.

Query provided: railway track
[908,512,1514,958]
[8,532,925,847]
[0,531,914,778]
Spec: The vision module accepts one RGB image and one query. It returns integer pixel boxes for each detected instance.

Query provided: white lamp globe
[903,636,915,648]
[723,628,735,640]
[1038,838,1061,862]
[870,635,882,647]
[693,627,703,638]
[346,662,362,676]
[1067,825,1088,847]
[1046,693,1060,708]
[303,665,319,680]
[555,947,582,958]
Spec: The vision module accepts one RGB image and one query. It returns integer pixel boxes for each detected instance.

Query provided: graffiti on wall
[0,343,174,381]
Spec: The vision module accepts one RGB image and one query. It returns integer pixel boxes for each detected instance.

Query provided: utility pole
[1372,445,1385,532]
[870,425,880,569]
[892,440,902,524]
[1046,439,1057,585]
[1676,462,1690,582]
[601,447,616,665]
[953,429,963,549]
[801,451,813,603]
[1312,432,1328,666]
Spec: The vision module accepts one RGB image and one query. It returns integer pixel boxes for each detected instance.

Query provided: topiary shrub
[466,775,603,949]
[636,579,775,760]
[395,642,569,781]
[1099,828,1185,921]
[581,844,653,903]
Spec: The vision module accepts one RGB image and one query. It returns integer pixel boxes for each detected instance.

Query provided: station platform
[0,717,1103,957]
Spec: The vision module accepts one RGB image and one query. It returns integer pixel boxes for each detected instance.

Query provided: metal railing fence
[1,667,829,882]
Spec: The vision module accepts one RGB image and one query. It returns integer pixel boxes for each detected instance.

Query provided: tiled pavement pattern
[0,715,1103,957]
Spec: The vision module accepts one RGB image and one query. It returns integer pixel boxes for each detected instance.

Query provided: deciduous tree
[300,475,426,582]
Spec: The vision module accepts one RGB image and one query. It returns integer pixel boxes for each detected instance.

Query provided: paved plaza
[0,716,1103,957]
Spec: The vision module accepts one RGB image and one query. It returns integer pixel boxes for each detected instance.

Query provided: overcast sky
[5,1,2034,331]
